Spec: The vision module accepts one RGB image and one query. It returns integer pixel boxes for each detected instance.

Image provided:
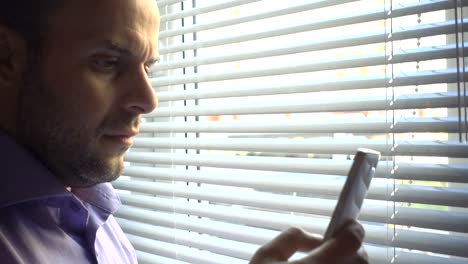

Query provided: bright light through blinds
[114,0,468,263]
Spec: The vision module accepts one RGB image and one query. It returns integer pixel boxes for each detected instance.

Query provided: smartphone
[323,148,380,241]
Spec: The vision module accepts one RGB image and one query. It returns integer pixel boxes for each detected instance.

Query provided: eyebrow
[103,40,160,64]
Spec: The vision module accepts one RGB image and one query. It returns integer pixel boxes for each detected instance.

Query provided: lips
[108,131,139,138]
[102,130,139,147]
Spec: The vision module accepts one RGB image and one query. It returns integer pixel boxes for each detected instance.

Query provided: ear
[0,24,27,87]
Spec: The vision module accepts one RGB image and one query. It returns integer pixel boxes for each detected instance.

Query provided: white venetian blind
[113,0,468,263]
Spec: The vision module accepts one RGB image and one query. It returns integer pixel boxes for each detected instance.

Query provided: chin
[103,155,125,180]
[66,154,125,187]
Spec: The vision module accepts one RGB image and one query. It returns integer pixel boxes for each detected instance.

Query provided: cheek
[43,51,117,121]
[76,75,112,113]
[48,67,116,125]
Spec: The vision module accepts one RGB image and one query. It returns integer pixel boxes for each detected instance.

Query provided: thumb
[311,220,365,263]
[250,227,322,263]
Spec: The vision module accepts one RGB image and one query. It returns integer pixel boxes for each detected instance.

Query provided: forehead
[46,0,160,58]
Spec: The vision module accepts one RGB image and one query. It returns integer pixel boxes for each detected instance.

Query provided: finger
[302,220,365,263]
[329,220,365,254]
[253,227,322,262]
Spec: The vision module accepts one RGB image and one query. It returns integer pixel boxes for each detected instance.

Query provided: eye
[91,55,120,72]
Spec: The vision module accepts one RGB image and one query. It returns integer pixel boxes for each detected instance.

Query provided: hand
[249,220,368,264]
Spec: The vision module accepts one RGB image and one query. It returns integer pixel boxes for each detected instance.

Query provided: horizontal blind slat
[159,18,466,56]
[155,69,463,101]
[119,219,257,260]
[124,152,468,182]
[160,0,362,38]
[115,190,468,233]
[155,36,464,73]
[148,92,460,117]
[117,208,277,245]
[116,205,314,244]
[158,0,453,39]
[135,250,190,264]
[141,117,458,134]
[123,166,467,196]
[157,0,186,8]
[160,0,263,23]
[132,137,468,158]
[114,179,468,212]
[126,234,245,264]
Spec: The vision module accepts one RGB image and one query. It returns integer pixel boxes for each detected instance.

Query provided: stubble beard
[15,58,125,187]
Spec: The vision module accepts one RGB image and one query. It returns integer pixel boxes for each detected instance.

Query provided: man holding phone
[0,0,368,263]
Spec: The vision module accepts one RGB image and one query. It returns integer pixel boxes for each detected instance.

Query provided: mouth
[102,130,139,148]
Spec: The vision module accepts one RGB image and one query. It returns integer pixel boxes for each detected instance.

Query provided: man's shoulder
[0,198,99,263]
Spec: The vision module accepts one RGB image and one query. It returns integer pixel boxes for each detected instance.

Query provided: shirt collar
[72,183,121,214]
[0,131,71,209]
[0,131,121,214]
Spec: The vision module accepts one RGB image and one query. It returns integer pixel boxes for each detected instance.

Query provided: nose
[122,65,158,114]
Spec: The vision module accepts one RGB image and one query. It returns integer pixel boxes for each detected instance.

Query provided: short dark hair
[0,0,63,52]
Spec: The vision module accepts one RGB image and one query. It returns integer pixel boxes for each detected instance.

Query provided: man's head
[0,1,60,54]
[0,0,160,187]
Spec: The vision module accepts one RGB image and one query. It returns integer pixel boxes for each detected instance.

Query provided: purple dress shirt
[0,132,137,263]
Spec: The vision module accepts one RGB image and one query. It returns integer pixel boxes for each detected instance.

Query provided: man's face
[16,0,160,187]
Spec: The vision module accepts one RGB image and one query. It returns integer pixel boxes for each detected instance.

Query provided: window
[113,0,468,263]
